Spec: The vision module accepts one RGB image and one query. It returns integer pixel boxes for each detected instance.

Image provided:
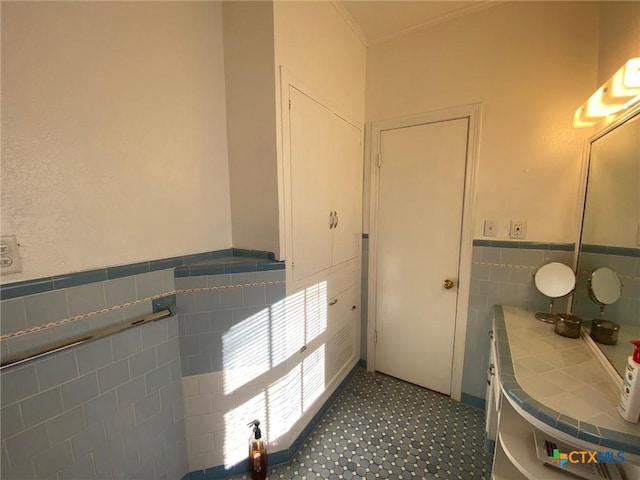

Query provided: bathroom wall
[364,1,597,242]
[1,268,186,480]
[597,1,640,85]
[176,270,286,475]
[176,265,359,478]
[273,1,367,124]
[1,1,232,283]
[223,1,280,258]
[462,242,575,402]
[1,5,235,472]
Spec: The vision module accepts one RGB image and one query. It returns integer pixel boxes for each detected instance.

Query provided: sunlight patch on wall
[271,289,305,368]
[222,308,271,394]
[221,282,329,468]
[305,282,328,343]
[302,345,325,411]
[222,281,327,395]
[223,392,267,468]
[267,364,302,441]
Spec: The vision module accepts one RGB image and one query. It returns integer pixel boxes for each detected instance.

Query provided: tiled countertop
[493,305,640,455]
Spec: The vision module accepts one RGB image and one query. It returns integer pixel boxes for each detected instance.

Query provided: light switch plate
[1,235,23,274]
[483,220,497,237]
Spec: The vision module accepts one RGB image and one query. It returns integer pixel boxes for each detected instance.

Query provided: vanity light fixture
[573,57,640,127]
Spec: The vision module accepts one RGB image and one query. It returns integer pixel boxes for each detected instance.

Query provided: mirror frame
[572,102,640,380]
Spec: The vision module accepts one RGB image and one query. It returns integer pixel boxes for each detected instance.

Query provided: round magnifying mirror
[534,262,576,323]
[588,267,622,306]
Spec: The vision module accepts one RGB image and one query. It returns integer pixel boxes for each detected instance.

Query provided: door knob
[443,279,455,290]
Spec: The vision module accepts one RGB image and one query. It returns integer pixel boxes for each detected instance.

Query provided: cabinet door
[325,285,358,383]
[289,87,334,282]
[330,114,362,266]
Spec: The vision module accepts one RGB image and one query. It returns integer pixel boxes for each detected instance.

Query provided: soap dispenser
[248,419,267,480]
[618,340,640,423]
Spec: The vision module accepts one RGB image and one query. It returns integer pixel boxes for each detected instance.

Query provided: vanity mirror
[572,107,640,377]
[587,266,622,312]
[533,262,576,323]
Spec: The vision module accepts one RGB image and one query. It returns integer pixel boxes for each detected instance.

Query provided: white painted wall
[273,1,366,125]
[1,1,232,283]
[364,1,599,242]
[597,1,640,85]
[223,1,280,258]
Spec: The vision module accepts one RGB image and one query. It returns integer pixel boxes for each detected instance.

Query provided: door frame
[366,104,482,401]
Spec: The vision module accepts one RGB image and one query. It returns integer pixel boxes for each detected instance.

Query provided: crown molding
[331,0,369,47]
[368,1,502,47]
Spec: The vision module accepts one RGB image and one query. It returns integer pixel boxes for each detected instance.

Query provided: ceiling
[337,1,497,45]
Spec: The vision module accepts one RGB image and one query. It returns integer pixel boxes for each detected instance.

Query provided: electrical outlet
[0,235,23,274]
[509,220,527,239]
[483,220,497,237]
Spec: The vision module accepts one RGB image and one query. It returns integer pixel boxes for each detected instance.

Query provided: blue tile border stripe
[0,249,280,300]
[232,248,276,260]
[0,278,55,299]
[493,305,640,455]
[581,244,640,258]
[473,240,575,251]
[190,362,362,479]
[174,259,284,278]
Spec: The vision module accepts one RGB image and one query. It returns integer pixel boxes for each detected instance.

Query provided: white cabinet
[282,80,363,424]
[485,331,500,447]
[325,281,359,383]
[286,86,363,286]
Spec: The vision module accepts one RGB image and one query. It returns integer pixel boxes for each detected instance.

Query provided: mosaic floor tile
[230,369,492,479]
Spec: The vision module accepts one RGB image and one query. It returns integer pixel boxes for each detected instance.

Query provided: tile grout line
[1,281,285,341]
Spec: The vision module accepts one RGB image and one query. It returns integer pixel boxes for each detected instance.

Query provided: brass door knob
[443,279,455,290]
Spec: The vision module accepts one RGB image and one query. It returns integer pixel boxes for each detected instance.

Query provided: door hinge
[377,153,382,168]
[289,99,291,110]
[374,330,378,344]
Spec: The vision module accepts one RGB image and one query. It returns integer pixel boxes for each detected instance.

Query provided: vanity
[487,305,640,480]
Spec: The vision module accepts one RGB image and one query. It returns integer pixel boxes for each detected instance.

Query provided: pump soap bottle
[248,419,267,480]
[618,340,640,423]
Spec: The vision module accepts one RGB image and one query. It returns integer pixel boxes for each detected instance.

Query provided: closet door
[288,87,333,282]
[330,114,362,266]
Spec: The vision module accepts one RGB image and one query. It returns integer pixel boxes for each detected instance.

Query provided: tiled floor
[231,369,493,479]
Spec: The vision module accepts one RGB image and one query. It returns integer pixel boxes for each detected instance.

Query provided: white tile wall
[182,371,226,471]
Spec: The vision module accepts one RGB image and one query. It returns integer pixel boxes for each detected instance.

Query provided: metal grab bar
[0,305,176,370]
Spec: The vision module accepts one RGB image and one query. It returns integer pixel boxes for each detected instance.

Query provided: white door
[374,118,468,395]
